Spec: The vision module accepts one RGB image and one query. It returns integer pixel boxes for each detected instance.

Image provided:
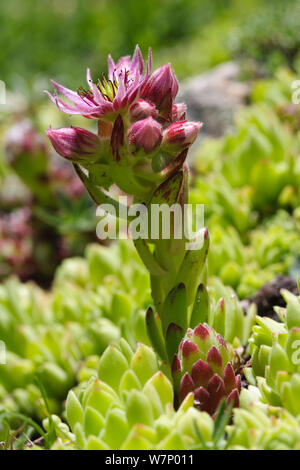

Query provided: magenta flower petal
[107,54,116,80]
[141,63,178,118]
[130,45,144,75]
[46,46,153,120]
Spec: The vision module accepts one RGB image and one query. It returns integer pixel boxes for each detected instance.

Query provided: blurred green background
[1,0,300,286]
[1,0,300,93]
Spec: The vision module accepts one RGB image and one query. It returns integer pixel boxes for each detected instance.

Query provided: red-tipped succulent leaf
[172,323,240,416]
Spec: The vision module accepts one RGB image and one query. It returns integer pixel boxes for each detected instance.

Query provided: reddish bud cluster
[172,323,241,416]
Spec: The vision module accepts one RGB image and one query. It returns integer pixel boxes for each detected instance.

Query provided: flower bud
[127,117,163,154]
[163,121,202,154]
[46,127,100,162]
[129,99,157,121]
[172,103,186,121]
[141,64,178,119]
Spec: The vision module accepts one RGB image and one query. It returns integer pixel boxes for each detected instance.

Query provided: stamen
[77,86,92,98]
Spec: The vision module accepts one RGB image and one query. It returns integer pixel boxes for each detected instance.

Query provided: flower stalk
[46,46,204,371]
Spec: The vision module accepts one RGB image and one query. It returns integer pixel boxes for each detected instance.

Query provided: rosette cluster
[44,341,227,450]
[249,284,300,416]
[172,323,241,416]
[229,403,300,450]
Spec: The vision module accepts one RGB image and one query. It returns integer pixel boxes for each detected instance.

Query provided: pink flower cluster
[46,46,202,168]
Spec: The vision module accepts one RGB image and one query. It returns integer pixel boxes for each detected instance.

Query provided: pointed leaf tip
[223,363,236,394]
[180,372,194,403]
[235,374,241,392]
[181,340,200,359]
[194,323,210,340]
[191,359,213,388]
[207,346,223,368]
[194,387,210,413]
[146,306,153,319]
[226,388,239,408]
[217,334,227,349]
[171,354,181,374]
[218,298,225,311]
[165,322,184,363]
[207,375,226,414]
[162,283,187,337]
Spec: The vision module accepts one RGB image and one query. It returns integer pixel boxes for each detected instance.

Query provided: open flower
[46,46,193,198]
[45,46,152,120]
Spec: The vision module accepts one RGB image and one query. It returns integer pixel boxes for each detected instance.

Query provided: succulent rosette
[44,341,231,450]
[206,277,256,346]
[172,323,241,416]
[248,282,300,416]
[0,240,150,428]
[228,403,300,450]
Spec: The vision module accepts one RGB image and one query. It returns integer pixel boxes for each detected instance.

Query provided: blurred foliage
[0,0,230,89]
[0,239,151,437]
[0,0,300,450]
[228,0,300,75]
[0,118,97,284]
[190,66,300,297]
[1,0,299,93]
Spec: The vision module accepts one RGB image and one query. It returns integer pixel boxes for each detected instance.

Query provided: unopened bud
[127,117,162,154]
[46,127,100,162]
[129,99,157,121]
[163,121,202,154]
[141,64,178,119]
